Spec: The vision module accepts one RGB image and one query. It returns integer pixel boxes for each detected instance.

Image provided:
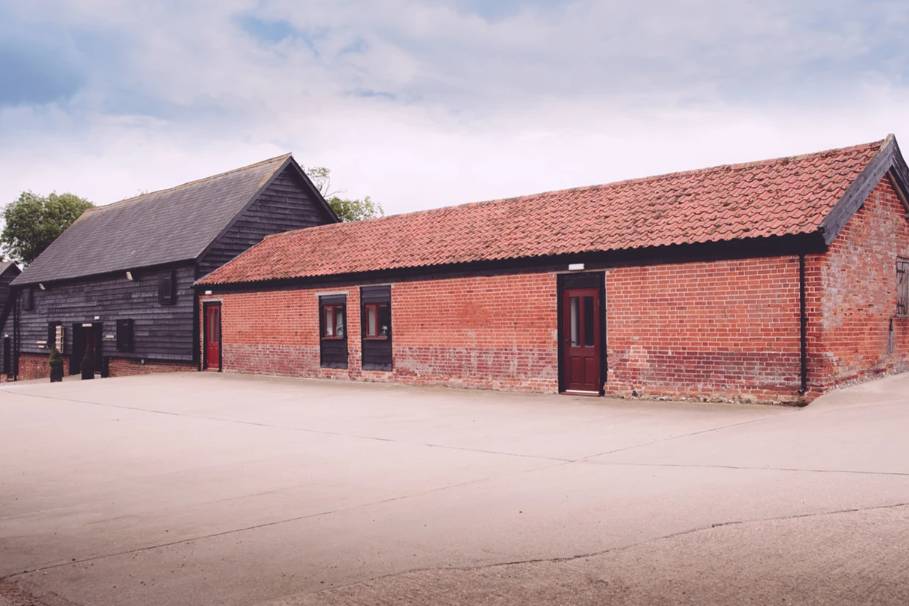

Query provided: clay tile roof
[197,138,890,286]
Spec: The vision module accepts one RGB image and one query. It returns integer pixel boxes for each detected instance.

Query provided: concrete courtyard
[1,372,908,605]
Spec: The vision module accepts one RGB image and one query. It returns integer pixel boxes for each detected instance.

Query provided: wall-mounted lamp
[204,290,213,295]
[125,271,134,281]
[93,315,100,321]
[568,263,585,272]
[38,283,46,290]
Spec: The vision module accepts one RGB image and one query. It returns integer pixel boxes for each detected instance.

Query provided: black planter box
[50,362,64,383]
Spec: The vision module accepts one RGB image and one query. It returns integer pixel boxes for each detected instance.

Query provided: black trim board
[198,232,826,295]
[820,135,909,245]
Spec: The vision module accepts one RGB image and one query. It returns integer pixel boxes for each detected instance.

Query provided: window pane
[379,304,390,337]
[899,261,909,315]
[336,307,345,337]
[570,297,579,346]
[324,307,334,336]
[583,296,595,346]
[367,305,377,336]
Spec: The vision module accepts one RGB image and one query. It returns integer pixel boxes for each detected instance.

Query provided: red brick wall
[393,274,557,391]
[107,358,194,376]
[202,273,558,392]
[14,352,192,381]
[604,256,803,403]
[198,175,908,403]
[17,353,48,381]
[807,176,909,392]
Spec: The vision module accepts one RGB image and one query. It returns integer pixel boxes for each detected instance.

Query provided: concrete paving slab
[1,372,907,605]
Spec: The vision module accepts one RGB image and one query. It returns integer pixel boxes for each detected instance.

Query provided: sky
[1,0,908,215]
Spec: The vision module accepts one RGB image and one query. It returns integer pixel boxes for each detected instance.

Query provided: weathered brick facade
[199,174,909,404]
[806,176,909,394]
[604,256,803,403]
[106,358,195,377]
[16,353,49,382]
[204,273,559,392]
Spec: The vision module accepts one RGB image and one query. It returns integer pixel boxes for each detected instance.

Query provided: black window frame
[157,270,177,305]
[22,287,34,311]
[362,302,390,340]
[47,321,61,351]
[116,319,135,353]
[361,285,392,371]
[320,303,347,340]
[898,258,909,318]
[319,295,348,369]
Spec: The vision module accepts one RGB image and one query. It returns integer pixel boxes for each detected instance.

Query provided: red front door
[561,287,601,392]
[205,304,221,370]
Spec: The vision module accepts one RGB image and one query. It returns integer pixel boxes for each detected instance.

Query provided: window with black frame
[361,285,392,371]
[319,295,348,368]
[116,319,135,353]
[898,259,909,317]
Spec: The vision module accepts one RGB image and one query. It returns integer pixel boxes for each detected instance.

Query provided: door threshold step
[562,390,601,397]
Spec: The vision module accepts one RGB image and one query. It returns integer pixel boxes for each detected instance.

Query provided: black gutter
[799,254,808,395]
[196,232,828,294]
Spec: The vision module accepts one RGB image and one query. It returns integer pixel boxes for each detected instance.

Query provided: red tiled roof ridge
[260,137,887,243]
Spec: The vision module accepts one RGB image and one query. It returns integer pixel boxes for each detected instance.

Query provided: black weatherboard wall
[17,264,196,364]
[10,154,337,376]
[0,262,22,375]
[197,167,332,277]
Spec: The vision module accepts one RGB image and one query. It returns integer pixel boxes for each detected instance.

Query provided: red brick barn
[196,136,909,404]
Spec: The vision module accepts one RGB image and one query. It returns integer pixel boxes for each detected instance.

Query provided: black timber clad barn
[0,261,22,377]
[10,154,336,379]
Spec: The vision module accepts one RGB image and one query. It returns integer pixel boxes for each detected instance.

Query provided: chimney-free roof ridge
[201,135,896,286]
[86,153,292,214]
[261,137,887,243]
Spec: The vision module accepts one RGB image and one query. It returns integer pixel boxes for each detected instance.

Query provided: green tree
[1,192,93,264]
[305,166,383,222]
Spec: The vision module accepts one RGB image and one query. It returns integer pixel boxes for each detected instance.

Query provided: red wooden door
[561,287,601,392]
[205,304,221,370]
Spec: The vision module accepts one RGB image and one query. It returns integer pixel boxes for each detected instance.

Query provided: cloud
[1,0,908,215]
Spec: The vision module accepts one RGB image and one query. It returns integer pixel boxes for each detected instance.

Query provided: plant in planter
[81,346,95,380]
[48,346,64,383]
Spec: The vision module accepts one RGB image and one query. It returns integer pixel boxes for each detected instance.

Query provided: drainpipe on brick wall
[799,254,808,395]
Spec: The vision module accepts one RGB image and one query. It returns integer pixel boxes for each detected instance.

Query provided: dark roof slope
[14,154,312,285]
[199,137,905,287]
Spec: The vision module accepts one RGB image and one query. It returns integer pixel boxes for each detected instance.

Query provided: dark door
[70,323,103,375]
[204,303,221,370]
[91,323,103,372]
[561,287,601,392]
[2,336,9,375]
[70,323,83,374]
